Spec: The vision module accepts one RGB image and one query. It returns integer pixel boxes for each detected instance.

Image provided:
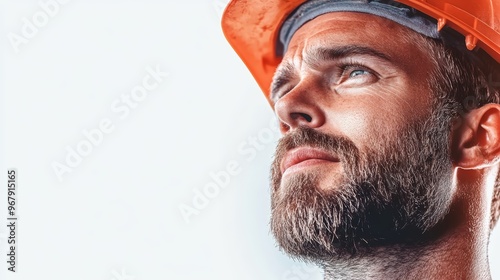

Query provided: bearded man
[222,0,500,278]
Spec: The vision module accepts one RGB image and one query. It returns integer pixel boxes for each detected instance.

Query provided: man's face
[269,12,455,260]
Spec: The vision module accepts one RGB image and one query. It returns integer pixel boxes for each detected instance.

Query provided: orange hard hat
[221,0,500,105]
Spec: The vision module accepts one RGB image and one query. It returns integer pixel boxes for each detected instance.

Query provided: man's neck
[320,199,492,280]
[321,240,490,279]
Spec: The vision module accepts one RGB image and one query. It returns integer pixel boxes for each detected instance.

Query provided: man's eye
[274,86,293,101]
[349,69,369,78]
[337,65,378,85]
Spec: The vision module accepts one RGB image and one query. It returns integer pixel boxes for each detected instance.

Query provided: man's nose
[274,81,326,134]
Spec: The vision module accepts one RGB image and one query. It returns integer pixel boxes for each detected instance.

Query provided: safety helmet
[221,0,500,105]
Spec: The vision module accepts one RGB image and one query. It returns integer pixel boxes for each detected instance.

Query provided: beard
[270,103,455,261]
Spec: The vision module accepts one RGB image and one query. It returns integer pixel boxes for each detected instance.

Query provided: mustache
[273,127,361,174]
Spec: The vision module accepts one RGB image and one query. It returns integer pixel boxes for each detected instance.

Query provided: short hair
[402,27,500,230]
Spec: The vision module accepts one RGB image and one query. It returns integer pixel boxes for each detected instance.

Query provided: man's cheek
[371,79,431,121]
[327,108,378,150]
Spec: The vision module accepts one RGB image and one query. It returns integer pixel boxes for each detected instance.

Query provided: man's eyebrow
[304,45,392,67]
[270,46,392,101]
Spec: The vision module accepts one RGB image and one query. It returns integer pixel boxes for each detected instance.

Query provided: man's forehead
[287,12,404,50]
[282,12,409,65]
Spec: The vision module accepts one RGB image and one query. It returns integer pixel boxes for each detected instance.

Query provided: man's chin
[271,172,355,259]
[278,168,346,197]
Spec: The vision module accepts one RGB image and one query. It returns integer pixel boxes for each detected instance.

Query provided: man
[222,0,500,279]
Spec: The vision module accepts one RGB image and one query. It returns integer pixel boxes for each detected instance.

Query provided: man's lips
[280,147,339,174]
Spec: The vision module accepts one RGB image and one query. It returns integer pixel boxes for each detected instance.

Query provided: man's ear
[452,104,500,169]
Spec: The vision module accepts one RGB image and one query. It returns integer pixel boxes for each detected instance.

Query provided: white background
[0,1,498,279]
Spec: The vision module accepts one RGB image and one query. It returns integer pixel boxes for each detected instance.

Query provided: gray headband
[278,0,441,56]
